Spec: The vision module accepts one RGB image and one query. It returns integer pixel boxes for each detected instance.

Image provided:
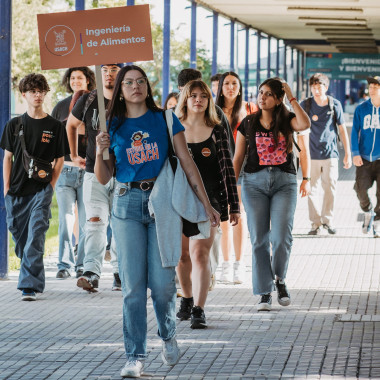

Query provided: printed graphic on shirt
[41,130,54,143]
[126,130,159,165]
[256,131,287,165]
[363,114,380,130]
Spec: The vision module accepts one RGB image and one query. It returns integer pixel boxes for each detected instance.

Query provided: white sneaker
[120,360,143,378]
[233,261,245,284]
[257,294,272,311]
[374,220,380,238]
[161,337,181,366]
[220,261,232,283]
[362,211,374,234]
[209,274,216,291]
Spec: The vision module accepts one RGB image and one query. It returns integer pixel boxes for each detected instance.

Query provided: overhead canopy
[196,0,380,54]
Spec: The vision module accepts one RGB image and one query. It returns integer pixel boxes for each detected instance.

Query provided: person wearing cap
[351,76,380,237]
[300,73,352,236]
[66,64,122,292]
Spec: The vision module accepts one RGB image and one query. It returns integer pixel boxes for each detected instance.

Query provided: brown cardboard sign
[37,5,153,70]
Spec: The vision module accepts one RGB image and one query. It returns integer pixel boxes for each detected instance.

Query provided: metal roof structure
[196,0,380,54]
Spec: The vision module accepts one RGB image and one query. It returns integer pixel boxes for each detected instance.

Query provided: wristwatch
[303,177,311,181]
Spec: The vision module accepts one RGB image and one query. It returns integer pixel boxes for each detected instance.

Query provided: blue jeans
[5,185,53,293]
[56,165,86,271]
[83,173,118,275]
[242,168,297,295]
[111,181,177,359]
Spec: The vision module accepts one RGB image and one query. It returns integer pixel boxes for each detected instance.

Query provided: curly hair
[61,67,95,93]
[19,73,50,93]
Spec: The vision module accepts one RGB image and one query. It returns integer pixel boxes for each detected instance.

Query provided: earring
[119,93,124,101]
[238,92,241,95]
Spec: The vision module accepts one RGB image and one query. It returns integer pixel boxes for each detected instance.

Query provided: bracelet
[289,97,297,103]
[303,177,311,181]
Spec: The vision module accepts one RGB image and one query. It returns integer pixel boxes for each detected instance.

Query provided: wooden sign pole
[94,65,109,160]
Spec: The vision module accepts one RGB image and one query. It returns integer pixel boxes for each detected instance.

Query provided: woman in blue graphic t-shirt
[94,65,220,379]
[233,78,310,312]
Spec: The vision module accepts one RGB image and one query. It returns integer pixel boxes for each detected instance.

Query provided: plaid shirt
[212,125,240,221]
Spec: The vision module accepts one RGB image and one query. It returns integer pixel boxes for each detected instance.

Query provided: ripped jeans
[82,172,118,276]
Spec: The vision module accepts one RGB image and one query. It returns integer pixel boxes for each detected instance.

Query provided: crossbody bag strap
[18,114,29,155]
[165,108,174,148]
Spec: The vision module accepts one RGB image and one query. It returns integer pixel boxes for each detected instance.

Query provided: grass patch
[8,193,59,271]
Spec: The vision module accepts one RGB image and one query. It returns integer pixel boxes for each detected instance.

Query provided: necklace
[262,120,272,129]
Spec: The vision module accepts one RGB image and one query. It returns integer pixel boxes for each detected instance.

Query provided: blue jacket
[148,157,210,267]
[351,99,380,162]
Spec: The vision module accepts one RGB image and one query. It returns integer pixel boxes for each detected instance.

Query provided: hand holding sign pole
[37,5,153,161]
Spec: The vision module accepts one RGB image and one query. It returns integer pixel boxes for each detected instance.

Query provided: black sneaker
[176,297,193,321]
[275,280,291,306]
[190,306,207,329]
[56,269,71,279]
[77,271,99,292]
[323,224,336,235]
[112,273,122,291]
[76,269,84,278]
[308,226,321,236]
[257,294,272,311]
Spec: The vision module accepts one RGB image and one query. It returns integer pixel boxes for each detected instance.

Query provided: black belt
[130,181,155,191]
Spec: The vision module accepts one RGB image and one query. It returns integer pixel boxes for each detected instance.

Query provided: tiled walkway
[0,158,379,379]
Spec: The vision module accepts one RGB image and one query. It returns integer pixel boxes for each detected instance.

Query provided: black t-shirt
[0,113,68,196]
[51,95,72,122]
[238,113,296,175]
[71,92,109,173]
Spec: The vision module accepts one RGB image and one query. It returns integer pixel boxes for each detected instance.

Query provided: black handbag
[14,115,53,183]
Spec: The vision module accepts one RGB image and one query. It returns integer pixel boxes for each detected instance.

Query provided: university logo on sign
[45,25,76,56]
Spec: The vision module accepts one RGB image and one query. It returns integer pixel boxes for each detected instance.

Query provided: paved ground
[1,150,379,379]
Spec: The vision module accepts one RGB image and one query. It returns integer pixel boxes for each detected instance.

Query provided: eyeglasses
[101,68,119,74]
[122,78,148,87]
[28,90,47,96]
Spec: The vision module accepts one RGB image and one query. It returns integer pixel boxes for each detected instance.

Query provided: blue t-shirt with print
[300,97,345,160]
[109,110,184,183]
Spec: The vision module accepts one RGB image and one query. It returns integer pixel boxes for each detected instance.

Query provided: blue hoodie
[351,99,380,162]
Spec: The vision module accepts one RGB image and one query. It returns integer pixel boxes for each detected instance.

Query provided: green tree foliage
[12,0,69,109]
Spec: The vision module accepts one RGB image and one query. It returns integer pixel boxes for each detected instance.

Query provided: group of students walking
[2,63,379,378]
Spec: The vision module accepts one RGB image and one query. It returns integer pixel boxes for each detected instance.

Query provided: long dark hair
[163,91,178,110]
[107,65,161,132]
[215,71,243,132]
[254,78,293,152]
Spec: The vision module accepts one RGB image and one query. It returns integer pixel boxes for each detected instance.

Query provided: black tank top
[187,134,220,194]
